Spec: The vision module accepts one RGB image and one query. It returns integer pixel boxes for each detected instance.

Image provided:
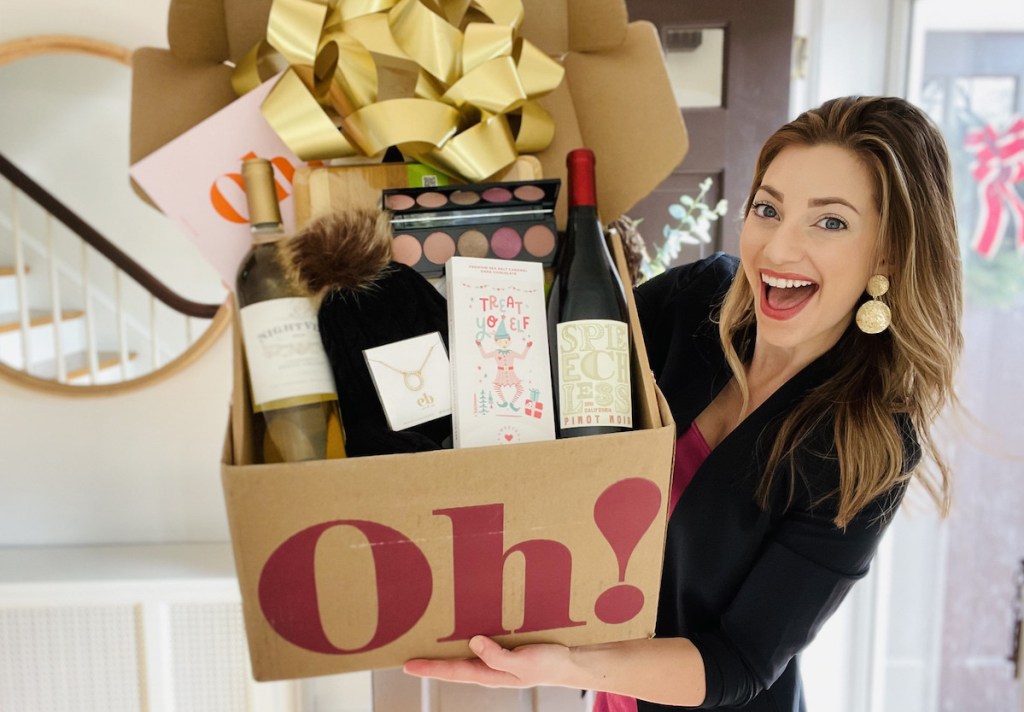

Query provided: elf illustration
[475,319,533,412]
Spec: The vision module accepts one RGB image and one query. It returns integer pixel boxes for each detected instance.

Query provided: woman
[404,96,963,710]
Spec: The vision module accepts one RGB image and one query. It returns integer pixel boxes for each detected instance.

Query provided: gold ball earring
[856,274,891,334]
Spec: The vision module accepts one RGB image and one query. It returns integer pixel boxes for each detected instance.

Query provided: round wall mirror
[0,36,229,394]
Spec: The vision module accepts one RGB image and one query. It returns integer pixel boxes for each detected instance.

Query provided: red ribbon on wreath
[964,118,1024,258]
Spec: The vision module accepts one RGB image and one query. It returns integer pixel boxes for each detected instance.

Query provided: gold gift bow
[232,0,565,182]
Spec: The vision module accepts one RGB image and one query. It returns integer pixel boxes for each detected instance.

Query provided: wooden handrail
[0,151,221,320]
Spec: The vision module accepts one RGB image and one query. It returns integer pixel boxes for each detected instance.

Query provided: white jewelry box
[363,331,452,431]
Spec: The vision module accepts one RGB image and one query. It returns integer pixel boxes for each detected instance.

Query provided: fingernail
[469,636,484,655]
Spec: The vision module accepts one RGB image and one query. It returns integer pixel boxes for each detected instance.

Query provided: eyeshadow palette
[382,179,560,278]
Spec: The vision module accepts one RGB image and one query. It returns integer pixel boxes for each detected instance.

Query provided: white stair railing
[0,153,228,391]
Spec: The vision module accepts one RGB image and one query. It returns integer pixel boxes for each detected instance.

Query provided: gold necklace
[368,343,436,391]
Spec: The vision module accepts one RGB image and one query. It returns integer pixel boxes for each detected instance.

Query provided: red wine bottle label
[555,319,632,430]
[239,297,338,411]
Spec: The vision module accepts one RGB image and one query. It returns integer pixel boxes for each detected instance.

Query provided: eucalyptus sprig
[640,177,728,280]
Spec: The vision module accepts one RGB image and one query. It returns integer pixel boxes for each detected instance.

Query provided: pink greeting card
[446,257,555,448]
[129,74,306,286]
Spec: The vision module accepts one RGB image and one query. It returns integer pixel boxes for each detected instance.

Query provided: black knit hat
[280,209,452,455]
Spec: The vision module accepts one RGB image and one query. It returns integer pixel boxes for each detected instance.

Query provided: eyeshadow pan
[481,186,513,203]
[457,229,489,257]
[386,194,416,211]
[416,191,448,208]
[523,224,556,258]
[513,184,545,202]
[450,190,481,206]
[491,226,522,259]
[392,234,423,266]
[423,231,456,264]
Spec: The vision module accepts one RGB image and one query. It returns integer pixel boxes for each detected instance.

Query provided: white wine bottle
[235,157,347,462]
[547,148,633,438]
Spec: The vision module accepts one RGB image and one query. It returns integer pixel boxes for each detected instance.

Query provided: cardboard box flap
[168,0,231,63]
[167,0,274,65]
[521,0,628,56]
[129,49,238,166]
[541,21,688,226]
[609,219,660,430]
[223,0,276,64]
[567,0,629,52]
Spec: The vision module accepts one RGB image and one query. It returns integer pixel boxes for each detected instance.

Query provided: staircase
[0,263,137,384]
[0,152,225,390]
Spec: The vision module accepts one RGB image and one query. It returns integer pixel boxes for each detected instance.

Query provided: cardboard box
[222,231,674,680]
[134,0,686,681]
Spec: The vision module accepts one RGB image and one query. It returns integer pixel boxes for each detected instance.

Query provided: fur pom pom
[279,208,393,298]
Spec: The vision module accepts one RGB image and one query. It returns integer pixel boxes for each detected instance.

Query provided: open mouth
[760,273,819,318]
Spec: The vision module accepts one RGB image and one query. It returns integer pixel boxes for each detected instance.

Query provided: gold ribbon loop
[344,97,461,156]
[338,0,399,21]
[267,0,332,66]
[470,0,524,28]
[342,12,411,60]
[436,0,473,26]
[232,39,292,95]
[319,30,379,110]
[413,113,518,182]
[516,39,565,97]
[389,0,463,85]
[443,56,525,114]
[262,68,360,160]
[462,22,514,74]
[513,100,555,153]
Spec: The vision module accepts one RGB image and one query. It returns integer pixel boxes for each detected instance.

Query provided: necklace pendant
[404,371,424,391]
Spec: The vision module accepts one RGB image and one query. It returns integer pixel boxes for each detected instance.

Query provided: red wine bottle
[547,148,633,438]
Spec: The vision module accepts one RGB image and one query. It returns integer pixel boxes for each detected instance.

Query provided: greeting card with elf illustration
[446,257,556,448]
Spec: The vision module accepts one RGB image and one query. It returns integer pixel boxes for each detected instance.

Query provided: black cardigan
[633,253,916,711]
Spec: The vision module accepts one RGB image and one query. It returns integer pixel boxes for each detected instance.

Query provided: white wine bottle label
[555,319,632,430]
[239,298,338,411]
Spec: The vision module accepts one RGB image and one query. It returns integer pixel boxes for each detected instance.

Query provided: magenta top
[593,422,712,712]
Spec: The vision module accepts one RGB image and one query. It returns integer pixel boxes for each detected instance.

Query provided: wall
[791,0,908,117]
[0,0,234,547]
[0,0,170,51]
[0,333,233,545]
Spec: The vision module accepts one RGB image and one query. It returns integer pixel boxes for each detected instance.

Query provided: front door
[914,27,1024,711]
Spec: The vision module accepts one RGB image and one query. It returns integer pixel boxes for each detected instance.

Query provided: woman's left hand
[403,635,573,688]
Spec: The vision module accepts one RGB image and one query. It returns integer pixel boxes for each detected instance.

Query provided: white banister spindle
[115,270,129,381]
[149,295,159,370]
[11,183,33,371]
[46,216,67,383]
[82,242,99,384]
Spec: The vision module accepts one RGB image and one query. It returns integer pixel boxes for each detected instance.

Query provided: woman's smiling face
[740,143,882,361]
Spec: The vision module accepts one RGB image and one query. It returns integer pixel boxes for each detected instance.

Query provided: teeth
[762,274,814,289]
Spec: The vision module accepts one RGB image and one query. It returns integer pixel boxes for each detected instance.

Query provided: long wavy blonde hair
[718,96,963,527]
